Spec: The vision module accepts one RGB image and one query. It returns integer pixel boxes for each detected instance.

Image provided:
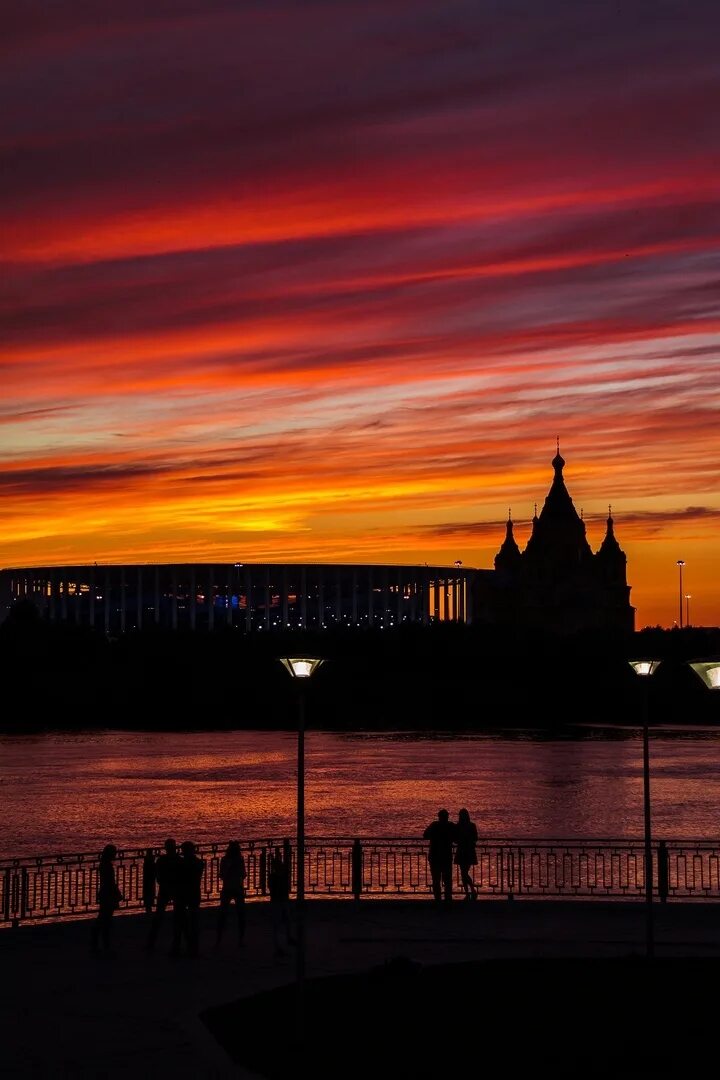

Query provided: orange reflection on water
[3,729,720,859]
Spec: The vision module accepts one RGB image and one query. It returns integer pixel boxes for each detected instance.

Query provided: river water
[1,728,720,858]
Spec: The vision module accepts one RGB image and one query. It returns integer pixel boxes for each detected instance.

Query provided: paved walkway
[2,899,720,1078]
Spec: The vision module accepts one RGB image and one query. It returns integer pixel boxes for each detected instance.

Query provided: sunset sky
[2,1,719,629]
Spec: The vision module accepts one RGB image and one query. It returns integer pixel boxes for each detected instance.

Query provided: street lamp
[676,561,685,627]
[278,656,325,1043]
[628,658,662,959]
[688,660,720,691]
[685,595,691,628]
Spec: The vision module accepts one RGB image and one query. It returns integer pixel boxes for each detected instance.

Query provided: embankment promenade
[3,899,720,1078]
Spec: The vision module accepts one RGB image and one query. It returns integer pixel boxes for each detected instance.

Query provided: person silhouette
[215,840,247,948]
[146,838,181,952]
[423,809,457,904]
[142,849,156,918]
[91,844,122,952]
[455,808,479,899]
[268,851,294,956]
[171,841,205,957]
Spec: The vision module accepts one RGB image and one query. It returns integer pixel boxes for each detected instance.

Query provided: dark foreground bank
[4,901,720,1078]
[202,955,715,1078]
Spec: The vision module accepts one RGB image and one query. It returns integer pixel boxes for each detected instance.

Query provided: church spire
[601,504,618,544]
[523,446,593,569]
[494,507,522,573]
[596,503,627,581]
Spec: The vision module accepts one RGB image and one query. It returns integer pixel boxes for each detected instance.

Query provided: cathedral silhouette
[475,446,634,635]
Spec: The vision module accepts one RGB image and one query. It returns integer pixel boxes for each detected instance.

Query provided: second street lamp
[278,656,325,1045]
[689,659,720,691]
[628,659,662,959]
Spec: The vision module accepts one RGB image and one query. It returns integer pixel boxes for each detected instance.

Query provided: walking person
[172,841,205,957]
[91,844,123,952]
[268,851,294,957]
[455,808,479,900]
[423,809,457,904]
[146,838,180,952]
[215,840,247,948]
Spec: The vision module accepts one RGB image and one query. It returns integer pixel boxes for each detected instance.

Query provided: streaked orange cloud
[1,1,719,629]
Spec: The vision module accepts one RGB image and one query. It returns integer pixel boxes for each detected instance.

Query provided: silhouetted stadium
[0,561,470,632]
[0,451,634,635]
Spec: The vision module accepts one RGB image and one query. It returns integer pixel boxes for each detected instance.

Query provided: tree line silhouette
[2,598,718,731]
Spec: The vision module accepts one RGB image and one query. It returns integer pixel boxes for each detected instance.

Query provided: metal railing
[2,837,720,927]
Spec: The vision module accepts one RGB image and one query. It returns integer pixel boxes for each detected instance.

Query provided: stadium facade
[0,562,472,632]
[0,451,635,635]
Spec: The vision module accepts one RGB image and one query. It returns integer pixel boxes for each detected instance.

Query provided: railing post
[259,847,267,896]
[20,868,29,922]
[3,868,10,925]
[11,869,20,928]
[658,841,669,904]
[516,844,522,897]
[351,839,363,901]
[283,838,292,891]
[505,847,514,900]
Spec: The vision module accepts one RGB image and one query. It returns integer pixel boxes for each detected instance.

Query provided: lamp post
[278,656,324,1044]
[628,659,662,959]
[676,560,685,627]
[685,595,691,628]
[689,660,720,692]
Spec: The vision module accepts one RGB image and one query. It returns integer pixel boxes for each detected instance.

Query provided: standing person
[455,808,479,900]
[423,809,457,904]
[146,838,180,952]
[91,844,122,952]
[142,849,156,918]
[215,840,247,948]
[172,841,205,957]
[268,851,294,957]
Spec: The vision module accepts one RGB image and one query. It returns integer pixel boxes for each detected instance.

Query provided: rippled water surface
[2,728,720,857]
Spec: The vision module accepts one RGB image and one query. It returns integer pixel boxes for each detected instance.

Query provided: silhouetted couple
[423,808,478,903]
[145,838,206,956]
